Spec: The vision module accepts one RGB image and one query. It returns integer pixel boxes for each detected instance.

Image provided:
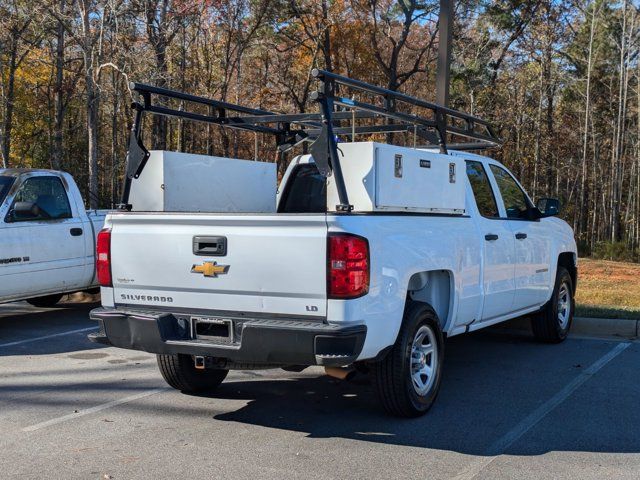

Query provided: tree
[355,0,440,93]
[0,0,39,168]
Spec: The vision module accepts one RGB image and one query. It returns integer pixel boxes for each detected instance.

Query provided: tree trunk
[533,68,544,199]
[145,0,172,150]
[52,0,66,170]
[543,46,554,195]
[86,72,99,209]
[579,0,598,240]
[1,36,19,168]
[152,47,168,150]
[80,0,99,209]
[321,0,332,71]
[611,0,628,242]
[111,70,119,207]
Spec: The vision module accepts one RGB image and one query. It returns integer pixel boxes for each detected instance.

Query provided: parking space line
[0,327,97,348]
[22,387,169,432]
[451,341,632,480]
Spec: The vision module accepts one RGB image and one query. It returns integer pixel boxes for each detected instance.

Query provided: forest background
[1,0,639,260]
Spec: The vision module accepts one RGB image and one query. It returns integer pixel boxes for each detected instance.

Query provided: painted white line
[0,327,97,348]
[452,341,632,480]
[22,387,169,432]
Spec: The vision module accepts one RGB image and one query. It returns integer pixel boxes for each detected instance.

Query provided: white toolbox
[326,142,466,214]
[129,150,276,213]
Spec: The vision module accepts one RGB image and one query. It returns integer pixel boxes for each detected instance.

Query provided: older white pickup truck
[0,169,107,307]
[90,73,577,417]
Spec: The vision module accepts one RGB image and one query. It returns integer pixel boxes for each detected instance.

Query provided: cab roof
[0,168,63,177]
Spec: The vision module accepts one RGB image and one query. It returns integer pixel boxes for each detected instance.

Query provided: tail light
[96,228,112,287]
[328,233,369,299]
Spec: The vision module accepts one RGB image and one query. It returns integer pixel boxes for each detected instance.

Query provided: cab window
[489,165,531,220]
[10,176,72,222]
[465,161,499,218]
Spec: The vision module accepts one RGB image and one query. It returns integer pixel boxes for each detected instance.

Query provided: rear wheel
[371,302,444,417]
[26,294,63,308]
[531,266,574,343]
[157,354,228,393]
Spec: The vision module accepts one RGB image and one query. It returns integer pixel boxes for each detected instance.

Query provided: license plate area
[191,317,233,343]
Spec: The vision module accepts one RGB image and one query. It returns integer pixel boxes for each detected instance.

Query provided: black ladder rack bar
[310,69,500,149]
[128,77,500,146]
[311,68,492,128]
[144,104,282,135]
[224,110,379,124]
[129,82,274,116]
[120,73,502,210]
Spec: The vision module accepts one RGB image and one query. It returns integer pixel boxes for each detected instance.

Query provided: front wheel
[26,294,63,308]
[371,302,444,417]
[531,266,574,343]
[157,354,228,393]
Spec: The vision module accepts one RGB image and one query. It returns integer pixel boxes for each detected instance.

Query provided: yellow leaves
[4,45,56,168]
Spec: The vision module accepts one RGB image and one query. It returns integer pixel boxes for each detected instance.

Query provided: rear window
[278,164,327,213]
[0,176,14,205]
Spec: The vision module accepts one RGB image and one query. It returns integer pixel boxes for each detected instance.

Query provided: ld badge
[191,261,230,278]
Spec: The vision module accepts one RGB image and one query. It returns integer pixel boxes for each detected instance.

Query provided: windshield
[0,176,15,205]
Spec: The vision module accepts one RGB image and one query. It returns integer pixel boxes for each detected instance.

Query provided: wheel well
[406,270,452,331]
[558,252,577,293]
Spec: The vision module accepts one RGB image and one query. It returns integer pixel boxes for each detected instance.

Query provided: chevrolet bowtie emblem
[191,261,230,278]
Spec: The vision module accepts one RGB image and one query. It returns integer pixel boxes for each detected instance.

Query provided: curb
[499,316,639,340]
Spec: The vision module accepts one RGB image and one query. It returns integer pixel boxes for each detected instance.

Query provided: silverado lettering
[120,294,174,303]
[0,257,23,265]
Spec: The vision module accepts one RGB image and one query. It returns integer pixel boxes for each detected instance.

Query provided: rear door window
[489,165,531,220]
[465,161,499,218]
[0,176,14,205]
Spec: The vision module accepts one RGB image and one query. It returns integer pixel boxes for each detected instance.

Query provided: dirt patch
[68,352,109,360]
[59,292,101,304]
[576,258,640,318]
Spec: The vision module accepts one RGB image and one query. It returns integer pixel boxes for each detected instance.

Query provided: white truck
[90,72,577,417]
[0,169,107,307]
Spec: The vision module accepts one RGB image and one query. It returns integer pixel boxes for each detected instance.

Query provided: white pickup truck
[0,169,107,307]
[90,74,577,417]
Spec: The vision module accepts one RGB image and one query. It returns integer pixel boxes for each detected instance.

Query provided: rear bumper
[89,307,366,367]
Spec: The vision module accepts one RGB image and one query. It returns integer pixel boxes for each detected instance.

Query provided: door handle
[70,228,83,237]
[515,233,527,240]
[484,234,499,241]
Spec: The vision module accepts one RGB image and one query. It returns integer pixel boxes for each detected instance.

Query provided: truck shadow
[0,301,103,356]
[209,330,639,456]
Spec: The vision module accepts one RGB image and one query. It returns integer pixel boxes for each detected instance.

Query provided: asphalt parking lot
[0,301,638,480]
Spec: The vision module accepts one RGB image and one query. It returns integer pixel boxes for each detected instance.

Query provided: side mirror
[9,201,39,221]
[536,197,560,217]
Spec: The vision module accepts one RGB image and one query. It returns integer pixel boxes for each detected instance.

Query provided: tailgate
[108,213,328,317]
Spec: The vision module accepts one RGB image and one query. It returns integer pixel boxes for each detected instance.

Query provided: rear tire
[157,354,228,393]
[371,302,444,417]
[531,266,574,343]
[26,294,63,308]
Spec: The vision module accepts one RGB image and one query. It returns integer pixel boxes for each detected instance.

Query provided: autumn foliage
[0,0,639,255]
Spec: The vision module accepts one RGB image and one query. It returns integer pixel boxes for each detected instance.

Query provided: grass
[575,258,640,319]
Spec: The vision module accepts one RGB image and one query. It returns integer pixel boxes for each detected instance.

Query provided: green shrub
[591,241,639,262]
[576,239,591,258]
